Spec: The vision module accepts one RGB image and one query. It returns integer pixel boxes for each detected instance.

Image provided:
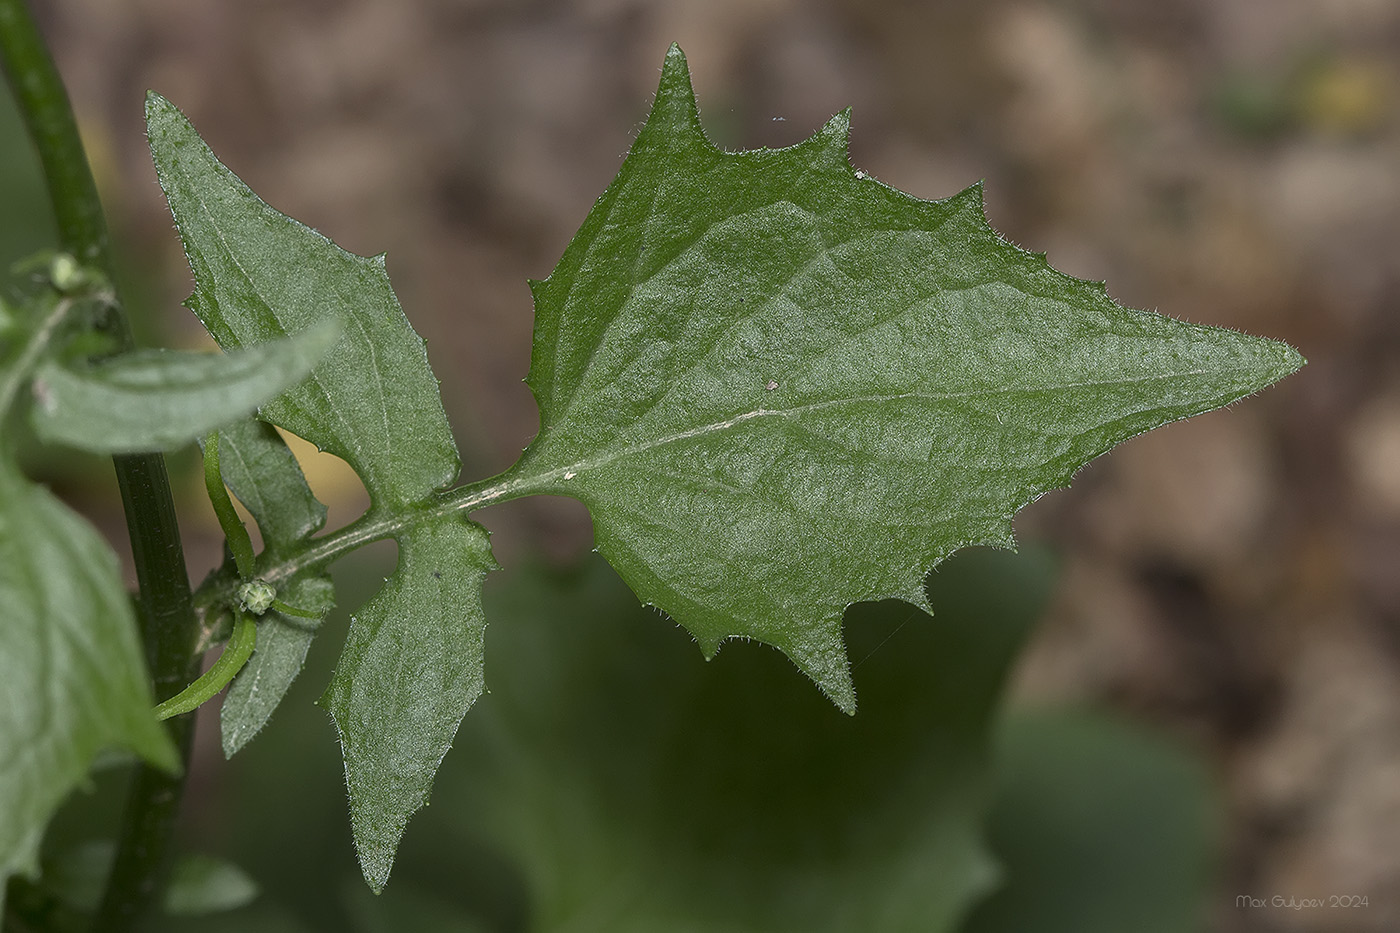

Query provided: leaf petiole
[203,430,256,578]
[154,613,257,721]
[268,598,322,620]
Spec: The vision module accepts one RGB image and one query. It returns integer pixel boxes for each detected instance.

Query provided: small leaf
[512,45,1304,710]
[34,840,112,914]
[163,852,260,915]
[206,418,327,554]
[146,93,460,508]
[0,463,177,897]
[220,576,334,757]
[29,322,337,453]
[207,419,334,756]
[321,516,497,891]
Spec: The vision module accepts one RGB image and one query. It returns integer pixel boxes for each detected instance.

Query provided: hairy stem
[0,2,199,929]
[193,466,553,615]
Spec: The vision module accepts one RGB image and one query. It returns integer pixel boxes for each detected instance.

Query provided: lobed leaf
[512,45,1305,710]
[29,322,337,454]
[321,516,497,891]
[146,93,460,508]
[0,463,177,903]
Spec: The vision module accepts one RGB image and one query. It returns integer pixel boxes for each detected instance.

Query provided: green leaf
[146,93,459,507]
[37,842,258,916]
[220,575,334,758]
[448,547,1054,932]
[207,418,326,555]
[206,418,335,757]
[321,516,497,892]
[163,852,260,915]
[31,839,113,914]
[0,463,177,901]
[29,322,338,454]
[512,45,1304,711]
[962,710,1219,933]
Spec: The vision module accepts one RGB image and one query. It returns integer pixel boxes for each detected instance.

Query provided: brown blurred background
[15,0,1400,929]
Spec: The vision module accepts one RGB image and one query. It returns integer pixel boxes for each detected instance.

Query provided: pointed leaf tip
[322,517,496,890]
[649,44,700,134]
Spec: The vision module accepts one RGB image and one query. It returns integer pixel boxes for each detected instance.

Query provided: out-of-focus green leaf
[0,463,176,904]
[29,322,337,453]
[146,93,459,508]
[164,852,260,915]
[37,842,257,917]
[437,547,1055,932]
[321,517,497,892]
[512,45,1303,711]
[960,710,1219,933]
[32,840,111,914]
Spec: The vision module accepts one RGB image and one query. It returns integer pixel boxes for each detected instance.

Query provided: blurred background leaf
[962,709,1219,933]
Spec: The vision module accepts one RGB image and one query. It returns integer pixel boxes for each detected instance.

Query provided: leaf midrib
[536,367,1227,481]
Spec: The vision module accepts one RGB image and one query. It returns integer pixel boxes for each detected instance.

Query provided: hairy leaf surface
[514,46,1304,710]
[321,516,497,891]
[30,322,336,453]
[0,463,177,900]
[146,94,459,507]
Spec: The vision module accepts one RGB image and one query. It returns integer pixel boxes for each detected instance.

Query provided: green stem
[0,0,110,274]
[0,2,199,930]
[155,614,257,720]
[203,430,256,578]
[193,467,547,614]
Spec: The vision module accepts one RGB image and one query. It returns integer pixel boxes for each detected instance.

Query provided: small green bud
[238,580,277,615]
[48,253,83,293]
